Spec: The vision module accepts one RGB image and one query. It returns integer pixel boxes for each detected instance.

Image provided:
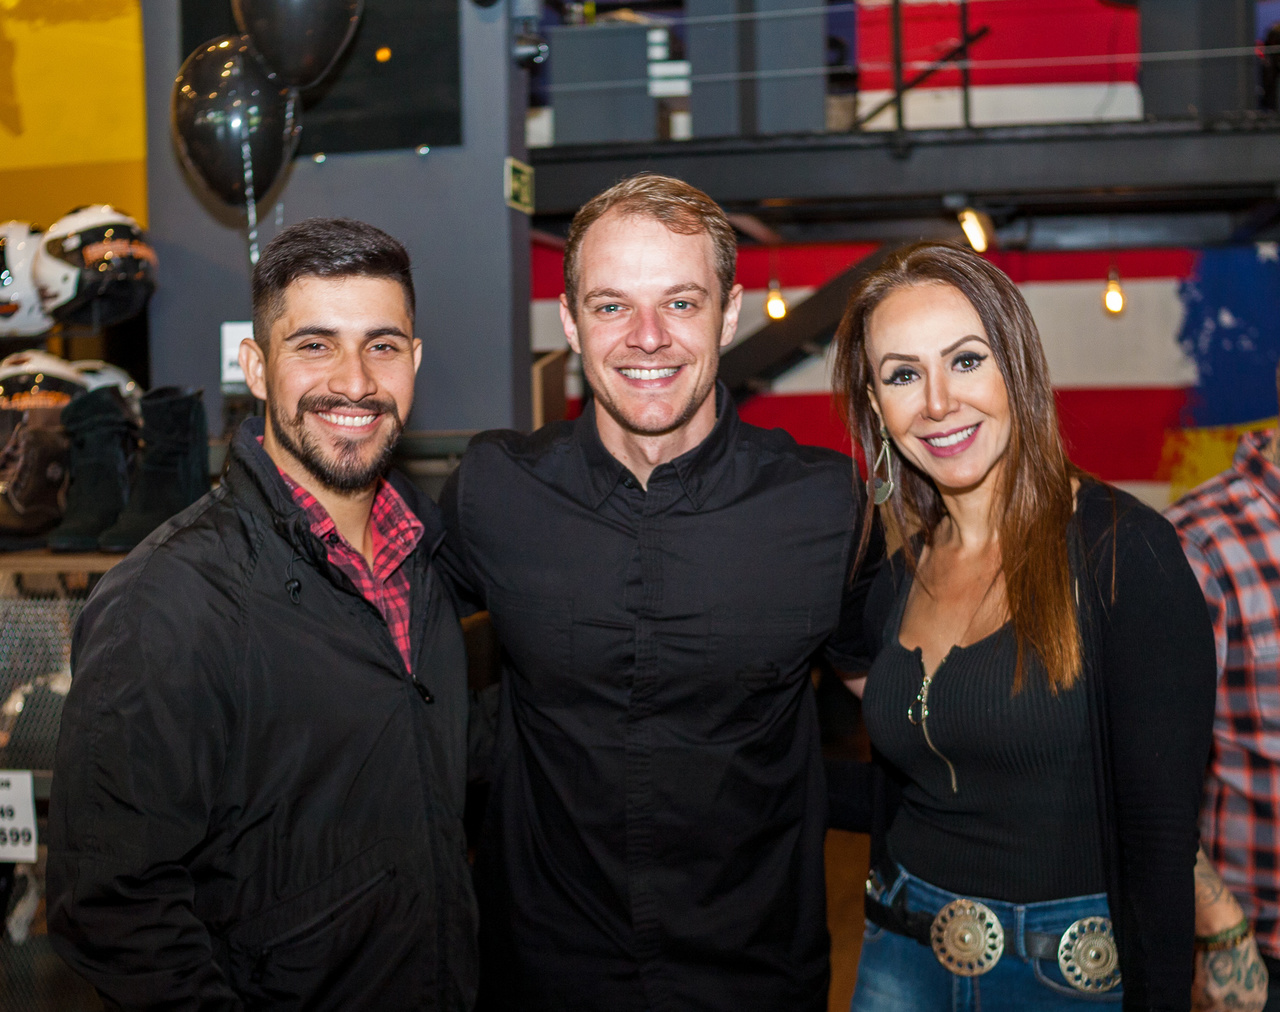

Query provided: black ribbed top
[861,569,1105,903]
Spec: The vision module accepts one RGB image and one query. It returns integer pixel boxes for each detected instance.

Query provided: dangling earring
[867,426,895,505]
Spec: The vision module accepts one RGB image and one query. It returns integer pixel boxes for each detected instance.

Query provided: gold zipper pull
[913,656,958,794]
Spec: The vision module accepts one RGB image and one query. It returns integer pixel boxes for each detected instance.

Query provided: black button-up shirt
[440,389,876,1012]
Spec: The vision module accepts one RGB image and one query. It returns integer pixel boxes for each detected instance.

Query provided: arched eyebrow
[941,335,989,356]
[877,335,989,369]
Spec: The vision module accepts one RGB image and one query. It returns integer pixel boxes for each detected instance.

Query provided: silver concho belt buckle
[930,898,1004,976]
[1058,916,1120,992]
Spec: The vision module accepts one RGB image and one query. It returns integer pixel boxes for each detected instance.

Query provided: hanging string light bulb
[1103,266,1125,314]
[957,207,993,253]
[766,244,787,320]
[766,283,787,320]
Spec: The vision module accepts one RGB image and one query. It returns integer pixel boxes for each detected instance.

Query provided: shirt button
[326,532,340,546]
[623,477,636,489]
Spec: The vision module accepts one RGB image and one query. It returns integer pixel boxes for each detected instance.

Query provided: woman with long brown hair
[831,241,1216,1009]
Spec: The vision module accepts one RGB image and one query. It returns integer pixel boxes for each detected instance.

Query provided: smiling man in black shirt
[441,174,878,1011]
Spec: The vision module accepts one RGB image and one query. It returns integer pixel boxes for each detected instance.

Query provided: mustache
[295,393,401,426]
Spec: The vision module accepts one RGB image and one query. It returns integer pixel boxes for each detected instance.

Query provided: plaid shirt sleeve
[1166,431,1280,960]
[1178,534,1229,678]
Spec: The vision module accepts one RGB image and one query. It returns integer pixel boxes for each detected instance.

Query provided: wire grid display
[0,595,83,771]
[0,592,102,1011]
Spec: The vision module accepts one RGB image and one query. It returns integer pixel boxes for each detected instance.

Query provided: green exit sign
[505,157,534,215]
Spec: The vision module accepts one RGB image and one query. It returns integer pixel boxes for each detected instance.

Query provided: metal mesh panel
[0,592,102,1010]
[0,929,101,1012]
[0,596,83,772]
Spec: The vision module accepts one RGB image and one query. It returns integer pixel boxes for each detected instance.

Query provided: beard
[586,357,719,438]
[269,392,403,494]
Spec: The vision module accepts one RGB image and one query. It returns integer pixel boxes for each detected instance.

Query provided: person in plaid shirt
[48,218,478,1009]
[1167,365,1280,1012]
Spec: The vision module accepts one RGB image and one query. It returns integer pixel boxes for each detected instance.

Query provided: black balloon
[232,0,363,90]
[171,36,300,209]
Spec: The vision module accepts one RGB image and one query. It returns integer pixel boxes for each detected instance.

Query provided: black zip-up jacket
[47,418,478,1011]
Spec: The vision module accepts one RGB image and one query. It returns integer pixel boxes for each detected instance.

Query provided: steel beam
[719,245,900,399]
[530,121,1280,216]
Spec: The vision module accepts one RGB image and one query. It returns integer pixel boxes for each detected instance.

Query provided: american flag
[534,238,1280,511]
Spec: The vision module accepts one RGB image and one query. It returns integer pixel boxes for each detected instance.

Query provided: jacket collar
[571,382,739,511]
[224,418,312,552]
[223,417,445,557]
[1234,430,1280,512]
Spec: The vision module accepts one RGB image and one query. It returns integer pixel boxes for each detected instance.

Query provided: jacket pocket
[224,851,404,1009]
[254,868,393,957]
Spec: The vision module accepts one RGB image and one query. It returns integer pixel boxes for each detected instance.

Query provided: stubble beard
[588,356,719,439]
[269,392,403,495]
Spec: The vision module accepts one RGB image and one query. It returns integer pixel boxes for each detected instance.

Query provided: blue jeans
[851,865,1123,1012]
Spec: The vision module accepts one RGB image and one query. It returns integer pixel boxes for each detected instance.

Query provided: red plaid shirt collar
[1166,430,1280,958]
[272,455,424,673]
[1233,430,1280,509]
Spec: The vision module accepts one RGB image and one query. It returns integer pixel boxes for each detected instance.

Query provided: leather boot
[48,387,137,553]
[98,387,209,553]
[0,422,70,550]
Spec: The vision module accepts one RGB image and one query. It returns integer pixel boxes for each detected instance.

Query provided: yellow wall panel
[1161,418,1280,502]
[0,159,146,228]
[0,0,146,219]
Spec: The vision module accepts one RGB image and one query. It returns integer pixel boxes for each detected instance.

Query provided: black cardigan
[828,482,1217,1011]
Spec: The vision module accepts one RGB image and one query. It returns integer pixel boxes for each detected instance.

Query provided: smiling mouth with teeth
[317,411,379,429]
[923,424,978,448]
[618,367,680,380]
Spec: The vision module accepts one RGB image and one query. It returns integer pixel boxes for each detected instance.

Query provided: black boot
[48,387,138,553]
[0,422,70,551]
[98,387,209,553]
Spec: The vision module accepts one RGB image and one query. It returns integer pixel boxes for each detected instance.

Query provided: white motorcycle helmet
[0,350,90,445]
[33,206,156,328]
[0,223,55,338]
[71,359,142,419]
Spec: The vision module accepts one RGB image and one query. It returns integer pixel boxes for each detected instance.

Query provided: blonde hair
[562,173,737,314]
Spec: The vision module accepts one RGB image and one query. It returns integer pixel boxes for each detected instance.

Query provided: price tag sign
[0,771,38,862]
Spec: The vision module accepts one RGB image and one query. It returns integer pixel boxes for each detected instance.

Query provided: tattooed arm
[1192,848,1269,1012]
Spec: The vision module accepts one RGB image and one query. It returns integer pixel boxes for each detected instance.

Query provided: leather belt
[865,890,1063,963]
[864,860,1120,992]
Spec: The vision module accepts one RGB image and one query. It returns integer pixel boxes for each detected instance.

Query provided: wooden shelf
[0,550,125,574]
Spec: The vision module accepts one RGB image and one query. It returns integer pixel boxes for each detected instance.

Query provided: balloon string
[240,128,259,266]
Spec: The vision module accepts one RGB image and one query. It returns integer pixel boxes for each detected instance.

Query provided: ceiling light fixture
[765,242,787,320]
[766,283,787,320]
[1103,266,1124,314]
[957,208,993,253]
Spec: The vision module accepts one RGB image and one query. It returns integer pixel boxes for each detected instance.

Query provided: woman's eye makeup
[883,366,918,386]
[953,350,987,371]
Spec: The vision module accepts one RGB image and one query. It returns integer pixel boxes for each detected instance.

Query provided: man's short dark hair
[251,217,415,347]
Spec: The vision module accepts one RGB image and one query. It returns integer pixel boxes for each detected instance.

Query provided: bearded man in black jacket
[47,218,477,1010]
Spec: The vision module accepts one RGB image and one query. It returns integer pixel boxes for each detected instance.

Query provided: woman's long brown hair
[833,241,1084,692]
